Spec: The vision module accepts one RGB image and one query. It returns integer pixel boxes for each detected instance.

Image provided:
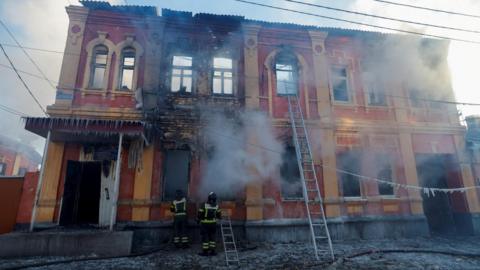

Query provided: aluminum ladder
[287,94,335,261]
[220,214,239,266]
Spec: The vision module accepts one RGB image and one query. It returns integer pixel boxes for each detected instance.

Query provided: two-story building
[22,1,480,242]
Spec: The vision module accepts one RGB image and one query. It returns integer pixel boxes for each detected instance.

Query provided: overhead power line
[373,0,480,19]
[0,63,59,85]
[0,44,47,115]
[282,0,480,34]
[0,103,29,117]
[0,20,57,91]
[233,0,480,44]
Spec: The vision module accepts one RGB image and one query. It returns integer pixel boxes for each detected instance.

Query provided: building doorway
[59,161,101,226]
[416,154,473,235]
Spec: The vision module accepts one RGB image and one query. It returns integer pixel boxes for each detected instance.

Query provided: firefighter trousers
[173,215,188,246]
[200,222,217,252]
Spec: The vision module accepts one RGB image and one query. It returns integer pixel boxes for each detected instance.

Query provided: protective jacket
[197,202,221,224]
[170,197,187,216]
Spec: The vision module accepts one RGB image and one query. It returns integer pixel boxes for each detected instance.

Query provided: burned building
[0,135,40,177]
[21,1,480,242]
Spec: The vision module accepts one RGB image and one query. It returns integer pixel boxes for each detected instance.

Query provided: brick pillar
[398,133,424,214]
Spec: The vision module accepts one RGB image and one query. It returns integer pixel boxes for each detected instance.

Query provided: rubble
[2,236,480,270]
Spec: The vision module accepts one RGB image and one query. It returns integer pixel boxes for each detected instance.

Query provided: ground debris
[1,236,480,270]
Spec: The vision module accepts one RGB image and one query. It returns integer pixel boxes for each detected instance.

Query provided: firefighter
[197,192,221,256]
[170,189,189,248]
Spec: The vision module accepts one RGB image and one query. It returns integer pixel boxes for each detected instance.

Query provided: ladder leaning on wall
[286,93,335,261]
[220,214,239,266]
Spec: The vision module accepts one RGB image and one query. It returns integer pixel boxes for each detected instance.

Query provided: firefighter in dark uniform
[197,192,221,256]
[170,189,189,248]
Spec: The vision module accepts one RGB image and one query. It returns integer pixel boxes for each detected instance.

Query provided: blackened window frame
[212,57,234,96]
[89,45,108,89]
[280,145,303,200]
[376,153,396,196]
[275,52,299,96]
[337,150,362,198]
[170,55,193,94]
[118,47,136,91]
[331,66,351,103]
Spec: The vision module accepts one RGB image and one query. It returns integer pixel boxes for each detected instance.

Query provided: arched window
[275,52,298,95]
[118,47,136,90]
[89,45,108,89]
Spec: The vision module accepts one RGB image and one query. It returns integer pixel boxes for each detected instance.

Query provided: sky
[0,0,479,154]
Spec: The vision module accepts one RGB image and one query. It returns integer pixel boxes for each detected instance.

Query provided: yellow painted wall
[36,142,65,222]
[132,145,154,221]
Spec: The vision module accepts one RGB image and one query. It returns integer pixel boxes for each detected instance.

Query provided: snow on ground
[1,236,480,269]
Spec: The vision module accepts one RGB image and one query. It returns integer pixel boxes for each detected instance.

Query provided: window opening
[171,56,193,93]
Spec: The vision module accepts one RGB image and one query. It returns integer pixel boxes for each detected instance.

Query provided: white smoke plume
[199,110,284,199]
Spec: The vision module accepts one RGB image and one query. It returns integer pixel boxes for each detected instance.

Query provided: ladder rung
[312,222,325,226]
[310,211,322,215]
[315,236,328,240]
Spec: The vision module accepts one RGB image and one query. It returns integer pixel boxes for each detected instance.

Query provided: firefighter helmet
[208,192,217,203]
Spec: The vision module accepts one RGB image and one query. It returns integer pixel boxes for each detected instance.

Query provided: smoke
[199,109,284,199]
[360,35,452,102]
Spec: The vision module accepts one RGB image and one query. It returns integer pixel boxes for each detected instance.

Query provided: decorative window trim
[82,31,115,91]
[112,34,144,92]
[264,48,309,115]
[329,65,355,105]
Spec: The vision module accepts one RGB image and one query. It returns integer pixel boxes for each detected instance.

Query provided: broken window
[171,55,193,93]
[119,47,135,91]
[367,81,387,106]
[90,45,108,89]
[376,154,395,196]
[213,57,233,95]
[0,162,6,175]
[331,67,350,102]
[337,150,362,197]
[280,146,303,199]
[163,150,190,201]
[275,53,298,95]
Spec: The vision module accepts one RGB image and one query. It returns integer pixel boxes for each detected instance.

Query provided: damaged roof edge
[78,2,448,42]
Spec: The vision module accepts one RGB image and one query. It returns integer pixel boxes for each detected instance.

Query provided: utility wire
[0,44,47,115]
[0,103,29,117]
[373,0,480,19]
[0,63,59,86]
[0,20,57,91]
[233,0,480,44]
[281,0,480,34]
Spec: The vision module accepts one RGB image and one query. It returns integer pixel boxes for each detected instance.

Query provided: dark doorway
[163,150,190,201]
[416,154,473,235]
[59,161,101,226]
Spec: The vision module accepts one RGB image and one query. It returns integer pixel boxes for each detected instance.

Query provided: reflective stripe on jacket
[170,198,187,216]
[197,203,221,224]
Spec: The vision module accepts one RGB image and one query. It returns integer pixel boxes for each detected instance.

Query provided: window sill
[332,101,356,107]
[281,197,304,202]
[343,197,368,204]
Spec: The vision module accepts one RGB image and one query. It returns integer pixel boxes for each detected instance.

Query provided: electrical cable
[0,20,57,91]
[0,63,59,86]
[0,44,47,115]
[372,0,480,19]
[232,0,480,44]
[280,0,480,34]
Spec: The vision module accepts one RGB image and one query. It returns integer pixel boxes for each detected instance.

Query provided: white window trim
[170,55,194,93]
[112,35,144,92]
[212,56,235,96]
[82,32,115,91]
[329,65,355,105]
